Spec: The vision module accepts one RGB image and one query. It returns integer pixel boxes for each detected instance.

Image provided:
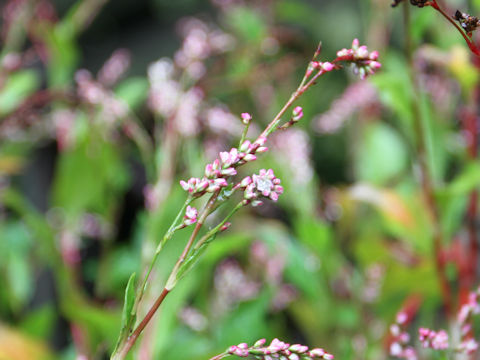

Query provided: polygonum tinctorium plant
[110,40,381,360]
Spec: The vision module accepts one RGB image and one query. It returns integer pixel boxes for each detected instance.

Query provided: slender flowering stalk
[111,40,381,359]
[209,338,334,360]
[392,0,480,56]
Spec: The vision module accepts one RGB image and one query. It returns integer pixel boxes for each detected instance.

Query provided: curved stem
[258,69,327,140]
[430,0,480,56]
[404,2,453,314]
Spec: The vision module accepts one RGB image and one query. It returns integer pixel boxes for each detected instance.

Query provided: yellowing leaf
[0,325,52,360]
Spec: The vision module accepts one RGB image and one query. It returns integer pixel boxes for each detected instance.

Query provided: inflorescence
[225,338,334,360]
[335,39,381,80]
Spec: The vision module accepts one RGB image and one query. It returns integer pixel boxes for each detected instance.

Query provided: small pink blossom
[183,206,198,226]
[241,112,252,124]
[292,106,303,122]
[321,62,335,72]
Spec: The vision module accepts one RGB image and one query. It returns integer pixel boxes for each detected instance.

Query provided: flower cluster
[336,39,381,79]
[226,338,334,359]
[456,287,480,354]
[180,130,268,198]
[236,169,283,207]
[75,69,128,123]
[418,328,449,350]
[174,17,234,79]
[389,312,417,360]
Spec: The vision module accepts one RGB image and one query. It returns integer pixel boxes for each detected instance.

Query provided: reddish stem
[430,0,480,56]
[403,2,453,315]
[114,288,170,359]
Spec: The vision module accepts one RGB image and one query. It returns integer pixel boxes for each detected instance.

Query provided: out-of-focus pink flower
[312,82,379,134]
[418,328,449,350]
[271,129,313,186]
[98,48,131,87]
[174,87,203,137]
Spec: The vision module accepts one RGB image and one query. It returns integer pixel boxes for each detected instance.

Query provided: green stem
[133,197,192,310]
[165,191,220,290]
[194,202,244,251]
[259,68,327,140]
[238,122,251,148]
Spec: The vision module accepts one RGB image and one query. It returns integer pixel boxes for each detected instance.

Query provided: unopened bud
[241,113,252,125]
[321,62,335,72]
[220,222,231,232]
[292,106,303,122]
[254,339,266,347]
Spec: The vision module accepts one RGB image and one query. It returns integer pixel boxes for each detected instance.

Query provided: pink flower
[242,169,284,205]
[241,112,252,124]
[292,106,303,122]
[183,206,198,226]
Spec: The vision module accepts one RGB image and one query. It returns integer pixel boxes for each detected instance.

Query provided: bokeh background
[2,0,480,359]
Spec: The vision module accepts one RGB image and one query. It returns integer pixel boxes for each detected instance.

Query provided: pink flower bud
[254,339,266,347]
[309,348,325,357]
[254,136,267,147]
[292,106,303,122]
[240,140,251,152]
[220,222,231,232]
[240,176,252,187]
[221,167,237,176]
[369,50,379,60]
[289,344,309,353]
[205,164,216,178]
[243,154,257,162]
[180,180,190,191]
[241,112,252,125]
[321,62,335,72]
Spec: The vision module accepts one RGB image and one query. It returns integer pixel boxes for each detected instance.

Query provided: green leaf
[52,126,130,216]
[225,7,266,43]
[443,161,480,195]
[354,122,408,185]
[115,77,149,109]
[112,273,136,354]
[122,273,137,329]
[0,70,40,116]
